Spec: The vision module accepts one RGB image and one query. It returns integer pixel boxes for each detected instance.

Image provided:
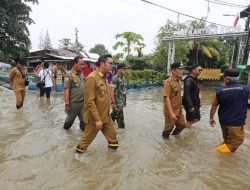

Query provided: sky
[27,0,250,55]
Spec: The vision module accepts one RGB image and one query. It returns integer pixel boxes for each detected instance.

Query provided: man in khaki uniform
[76,54,118,153]
[9,59,28,109]
[63,56,85,131]
[162,62,186,138]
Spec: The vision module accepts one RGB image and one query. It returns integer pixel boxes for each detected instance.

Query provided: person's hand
[65,105,70,113]
[170,113,177,121]
[96,121,103,130]
[111,103,116,109]
[210,118,216,127]
[189,107,194,112]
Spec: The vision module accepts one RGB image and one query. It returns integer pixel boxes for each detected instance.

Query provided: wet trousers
[162,114,186,138]
[63,102,85,130]
[111,108,125,128]
[220,125,244,152]
[78,119,118,150]
[14,88,26,108]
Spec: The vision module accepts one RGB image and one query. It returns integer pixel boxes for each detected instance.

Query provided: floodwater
[0,86,250,190]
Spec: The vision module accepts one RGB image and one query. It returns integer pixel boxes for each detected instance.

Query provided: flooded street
[0,86,250,190]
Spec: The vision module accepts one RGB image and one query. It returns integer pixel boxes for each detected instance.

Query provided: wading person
[9,59,28,109]
[162,62,186,138]
[52,63,58,91]
[183,64,202,128]
[110,63,128,129]
[76,54,118,153]
[63,56,85,131]
[38,62,53,101]
[210,69,250,153]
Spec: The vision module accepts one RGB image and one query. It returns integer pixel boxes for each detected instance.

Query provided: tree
[113,32,145,58]
[0,0,38,61]
[38,29,53,49]
[71,28,84,52]
[151,19,187,72]
[58,38,71,50]
[38,30,44,50]
[89,44,109,56]
[43,30,52,49]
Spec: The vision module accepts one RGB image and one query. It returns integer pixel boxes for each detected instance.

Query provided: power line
[214,0,248,8]
[138,0,238,28]
[205,0,248,8]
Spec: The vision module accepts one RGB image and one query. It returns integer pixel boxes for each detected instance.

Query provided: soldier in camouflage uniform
[110,63,128,129]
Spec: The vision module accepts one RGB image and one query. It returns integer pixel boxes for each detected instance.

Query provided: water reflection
[0,87,249,189]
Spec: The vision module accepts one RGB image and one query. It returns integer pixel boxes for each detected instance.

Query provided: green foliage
[125,55,151,70]
[113,32,145,58]
[58,38,71,50]
[126,69,167,85]
[0,0,38,61]
[89,44,109,56]
[71,28,84,52]
[38,30,52,49]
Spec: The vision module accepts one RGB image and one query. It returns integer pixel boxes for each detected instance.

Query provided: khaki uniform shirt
[163,75,183,116]
[83,70,111,124]
[9,66,28,90]
[64,70,84,103]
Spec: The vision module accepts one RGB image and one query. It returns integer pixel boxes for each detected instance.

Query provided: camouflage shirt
[111,75,127,109]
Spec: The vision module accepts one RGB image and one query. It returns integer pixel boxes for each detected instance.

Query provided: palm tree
[113,32,145,58]
[187,39,220,66]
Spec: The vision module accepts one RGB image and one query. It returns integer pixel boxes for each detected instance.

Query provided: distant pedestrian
[38,62,53,101]
[9,59,28,109]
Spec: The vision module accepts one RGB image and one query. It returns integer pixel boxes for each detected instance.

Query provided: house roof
[240,6,250,18]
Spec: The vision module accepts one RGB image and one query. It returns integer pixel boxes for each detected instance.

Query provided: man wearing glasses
[183,64,203,128]
[76,54,118,153]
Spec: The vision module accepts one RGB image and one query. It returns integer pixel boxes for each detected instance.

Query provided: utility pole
[240,6,250,84]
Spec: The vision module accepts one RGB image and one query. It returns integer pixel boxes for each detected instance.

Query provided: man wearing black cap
[210,69,250,153]
[162,61,186,138]
[9,59,28,109]
[183,64,203,128]
[110,63,128,128]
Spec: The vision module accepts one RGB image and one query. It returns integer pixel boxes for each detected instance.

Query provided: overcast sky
[28,0,249,55]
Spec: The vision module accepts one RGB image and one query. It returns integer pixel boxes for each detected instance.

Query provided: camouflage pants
[111,108,125,128]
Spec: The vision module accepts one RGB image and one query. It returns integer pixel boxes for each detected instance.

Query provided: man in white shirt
[38,62,53,101]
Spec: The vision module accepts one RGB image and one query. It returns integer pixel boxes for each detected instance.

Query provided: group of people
[163,61,250,153]
[8,55,250,154]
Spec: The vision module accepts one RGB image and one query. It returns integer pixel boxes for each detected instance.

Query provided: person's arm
[85,77,102,129]
[9,68,16,85]
[63,74,71,112]
[110,77,118,109]
[163,82,177,120]
[184,78,194,111]
[210,94,219,127]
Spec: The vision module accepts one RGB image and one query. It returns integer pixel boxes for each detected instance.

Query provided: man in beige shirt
[9,59,28,109]
[162,62,186,138]
[76,54,118,153]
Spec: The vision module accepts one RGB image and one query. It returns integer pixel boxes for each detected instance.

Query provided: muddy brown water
[0,86,250,190]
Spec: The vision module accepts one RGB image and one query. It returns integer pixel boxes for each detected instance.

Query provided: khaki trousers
[14,89,26,105]
[78,119,118,150]
[220,125,244,152]
[163,114,186,138]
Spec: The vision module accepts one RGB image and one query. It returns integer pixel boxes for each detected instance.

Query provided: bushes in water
[126,69,167,89]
